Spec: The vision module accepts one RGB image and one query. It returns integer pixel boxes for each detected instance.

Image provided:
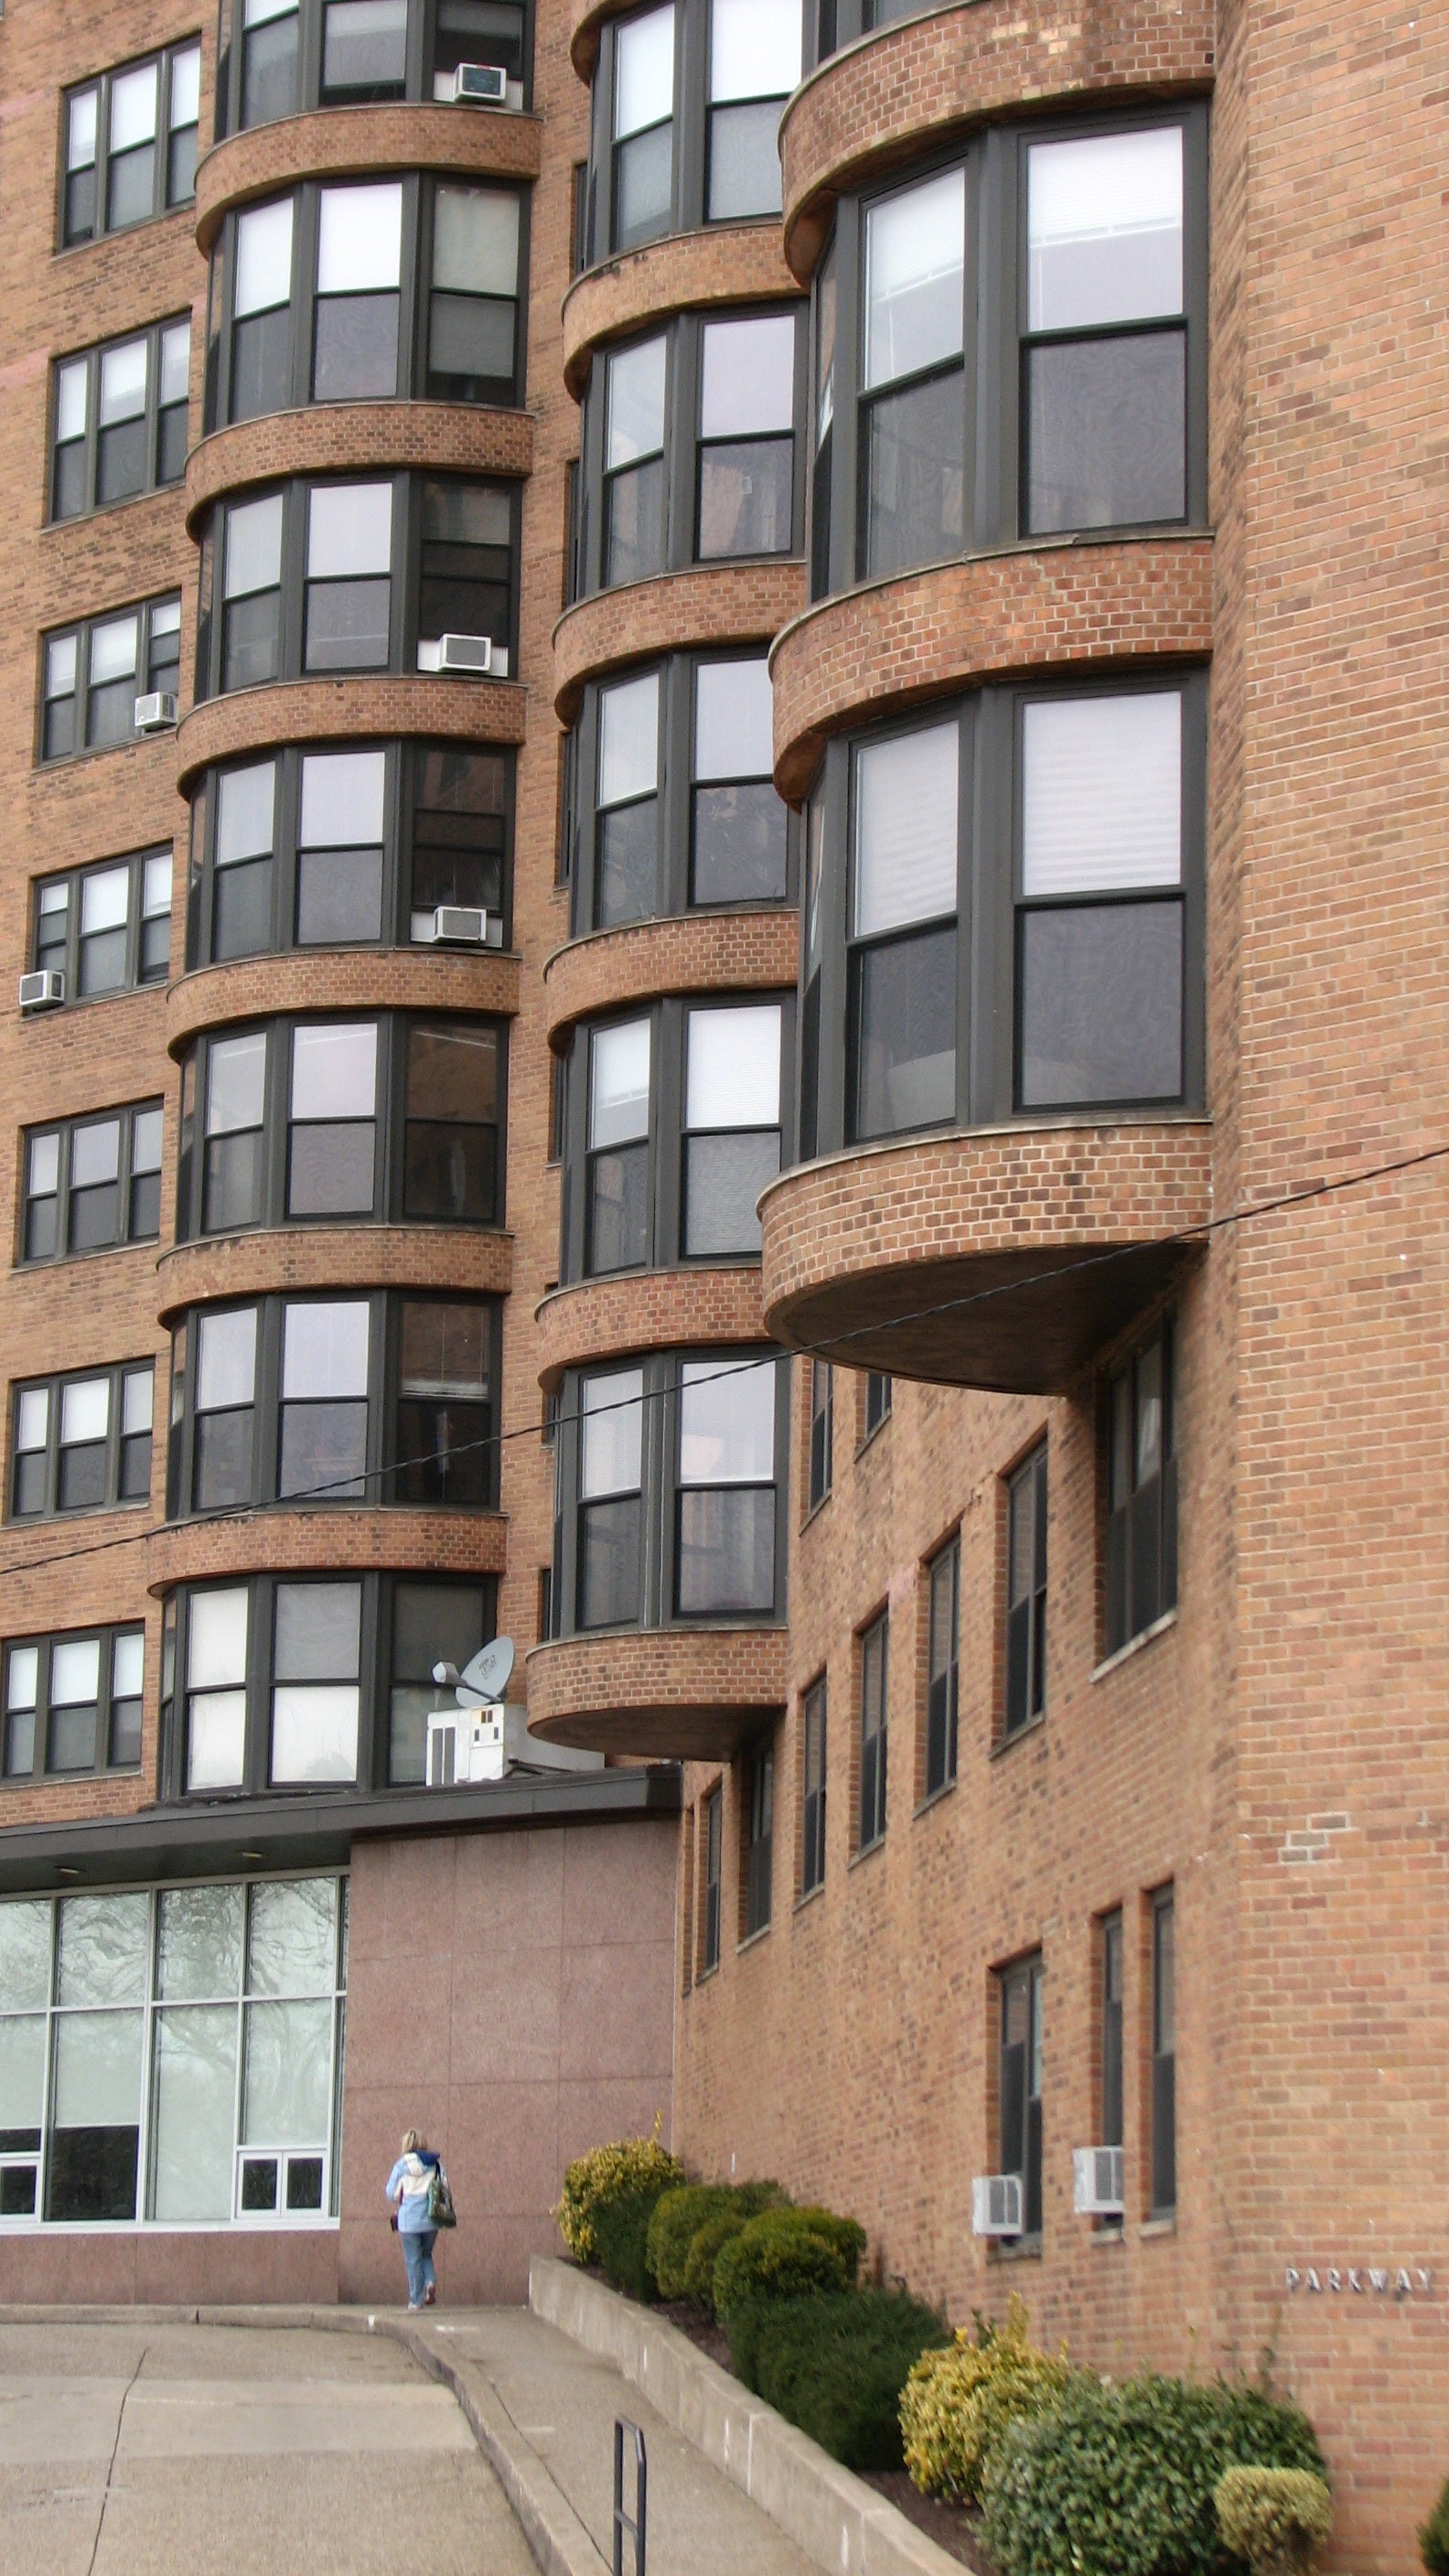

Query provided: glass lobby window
[1004,1441,1047,1736]
[611,4,675,251]
[20,1103,162,1262]
[41,598,181,760]
[578,1367,645,1627]
[604,334,668,585]
[60,42,200,247]
[682,1003,780,1254]
[11,1362,153,1519]
[862,166,965,580]
[1105,1318,1176,1656]
[595,670,660,926]
[586,1017,651,1274]
[697,313,797,558]
[925,1530,958,1797]
[50,320,190,521]
[32,850,172,998]
[692,657,784,903]
[851,717,958,1140]
[707,0,800,221]
[1017,691,1185,1109]
[3,1627,145,1782]
[221,0,530,132]
[1025,127,1186,535]
[676,1356,777,1613]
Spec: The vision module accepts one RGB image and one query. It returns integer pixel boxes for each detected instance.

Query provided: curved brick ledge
[770,536,1213,800]
[185,405,534,534]
[759,1119,1212,1391]
[781,0,1215,281]
[526,1626,789,1760]
[562,227,798,400]
[195,104,543,252]
[553,562,805,724]
[534,1268,766,1391]
[166,950,520,1057]
[177,674,527,790]
[156,1225,513,1322]
[542,910,798,1046]
[146,1505,507,1596]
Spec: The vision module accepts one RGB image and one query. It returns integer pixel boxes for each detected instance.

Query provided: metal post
[612,2417,647,2576]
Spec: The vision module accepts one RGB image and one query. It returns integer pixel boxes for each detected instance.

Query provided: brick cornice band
[146,1505,509,1595]
[166,949,521,1057]
[185,406,535,534]
[553,562,807,721]
[526,1626,789,1759]
[542,909,798,1045]
[780,0,1216,281]
[156,1225,514,1322]
[759,1119,1213,1391]
[534,1267,766,1390]
[770,537,1214,800]
[562,228,800,399]
[195,103,544,251]
[176,673,528,789]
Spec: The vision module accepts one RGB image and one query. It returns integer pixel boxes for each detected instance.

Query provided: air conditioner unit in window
[417,634,508,679]
[1073,2146,1125,2216]
[450,60,509,104]
[18,970,64,1012]
[971,2174,1024,2238]
[429,905,498,946]
[134,691,178,733]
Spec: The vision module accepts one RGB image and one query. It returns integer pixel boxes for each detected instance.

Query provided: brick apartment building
[0,0,1441,2564]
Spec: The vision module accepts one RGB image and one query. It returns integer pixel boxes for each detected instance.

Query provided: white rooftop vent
[134,691,178,733]
[450,61,509,104]
[1073,2146,1125,2216]
[18,970,65,1013]
[971,2174,1024,2238]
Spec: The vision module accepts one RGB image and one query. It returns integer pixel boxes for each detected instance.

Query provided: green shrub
[746,2290,950,2471]
[648,2186,735,2301]
[1420,2478,1449,2574]
[900,2294,1077,2504]
[1215,2466,1332,2574]
[553,2119,684,2267]
[594,2185,666,2302]
[683,2206,751,2310]
[713,2206,866,2320]
[982,2371,1326,2576]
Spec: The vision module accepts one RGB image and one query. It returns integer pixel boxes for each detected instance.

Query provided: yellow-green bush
[900,2295,1075,2504]
[553,2118,684,2267]
[1215,2466,1333,2575]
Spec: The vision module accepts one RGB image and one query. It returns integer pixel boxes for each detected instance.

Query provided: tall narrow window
[800,1677,826,1894]
[296,750,386,944]
[682,1003,781,1256]
[810,239,836,595]
[186,1586,249,1790]
[857,1610,887,1851]
[851,720,958,1138]
[232,199,295,422]
[612,4,675,251]
[1024,128,1186,536]
[596,669,660,925]
[744,1735,774,1937]
[925,1532,959,1797]
[313,184,402,401]
[578,1368,644,1628]
[862,167,966,578]
[1150,1886,1175,2215]
[1100,1910,1123,2172]
[808,1359,832,1508]
[222,490,285,690]
[203,1032,268,1231]
[322,0,408,101]
[701,1783,723,1972]
[692,658,785,904]
[270,1580,361,1782]
[402,1021,499,1223]
[194,1307,259,1509]
[213,760,277,959]
[863,1371,892,1439]
[287,1022,378,1215]
[604,336,667,585]
[1004,1442,1047,1736]
[392,1301,493,1506]
[428,187,521,404]
[707,0,800,221]
[388,1581,490,1783]
[242,0,301,126]
[304,483,393,671]
[418,478,512,655]
[278,1301,370,1500]
[586,1017,651,1274]
[999,1954,1044,2238]
[676,1358,777,1614]
[697,315,796,560]
[1105,1320,1176,1655]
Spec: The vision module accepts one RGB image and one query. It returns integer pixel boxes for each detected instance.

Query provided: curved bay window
[557,994,788,1279]
[195,474,518,701]
[798,672,1206,1156]
[582,0,803,263]
[808,108,1208,597]
[574,306,803,597]
[205,177,527,430]
[553,1348,788,1635]
[215,0,531,134]
[568,651,791,931]
[166,1290,499,1516]
[806,0,931,69]
[160,1572,496,1793]
[187,740,510,963]
[176,1012,506,1238]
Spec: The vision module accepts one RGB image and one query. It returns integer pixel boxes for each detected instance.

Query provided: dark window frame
[49,315,192,523]
[1150,1884,1175,2216]
[798,671,1208,1158]
[998,1949,1044,2241]
[924,1529,959,1798]
[806,1358,832,1510]
[1104,1315,1177,1657]
[856,1606,887,1852]
[701,1781,723,1971]
[59,40,201,250]
[2,1623,146,1779]
[176,1011,509,1242]
[861,1370,891,1444]
[1004,1439,1047,1737]
[1099,1908,1124,2200]
[18,1100,164,1267]
[213,0,533,138]
[742,1731,773,1937]
[800,1672,827,1895]
[159,1569,497,1798]
[807,104,1209,600]
[39,596,183,765]
[582,0,807,263]
[9,1360,155,1522]
[166,1289,502,1519]
[805,0,936,68]
[31,847,174,1000]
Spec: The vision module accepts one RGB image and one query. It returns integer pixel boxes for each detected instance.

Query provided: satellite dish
[456,1637,515,1706]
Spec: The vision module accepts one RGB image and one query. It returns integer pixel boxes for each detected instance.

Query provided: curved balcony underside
[526,1626,788,1760]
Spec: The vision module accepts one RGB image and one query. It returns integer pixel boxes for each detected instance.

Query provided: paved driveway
[0,2320,539,2575]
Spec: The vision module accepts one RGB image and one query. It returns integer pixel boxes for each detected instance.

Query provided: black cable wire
[2,1130,1444,1588]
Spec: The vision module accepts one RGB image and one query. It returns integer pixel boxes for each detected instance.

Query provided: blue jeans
[402,2227,437,2306]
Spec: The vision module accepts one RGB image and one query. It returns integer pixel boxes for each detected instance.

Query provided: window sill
[694,1959,720,1987]
[1092,1609,1177,1684]
[1090,2223,1126,2249]
[800,1491,833,1533]
[912,1776,958,1820]
[848,1832,885,1872]
[1140,2215,1177,2240]
[991,2235,1043,2264]
[990,1711,1046,1761]
[735,1920,771,1956]
[854,1418,891,1461]
[793,1879,825,1916]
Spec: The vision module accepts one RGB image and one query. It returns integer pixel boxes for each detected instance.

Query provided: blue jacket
[386,2147,441,2231]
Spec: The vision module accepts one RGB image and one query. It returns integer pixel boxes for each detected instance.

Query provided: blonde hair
[402,2128,424,2154]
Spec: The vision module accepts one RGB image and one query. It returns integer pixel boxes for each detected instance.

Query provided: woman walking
[386,2128,443,2311]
